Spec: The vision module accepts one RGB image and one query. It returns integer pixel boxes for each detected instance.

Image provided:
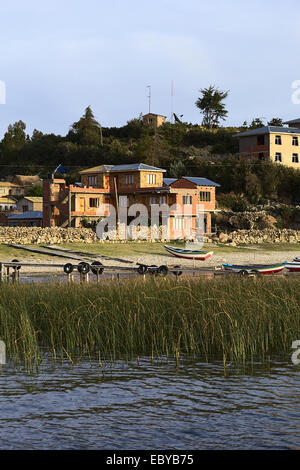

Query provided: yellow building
[0,182,24,197]
[16,196,43,212]
[234,123,300,169]
[142,113,166,129]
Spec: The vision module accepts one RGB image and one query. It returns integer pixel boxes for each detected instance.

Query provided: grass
[0,276,299,366]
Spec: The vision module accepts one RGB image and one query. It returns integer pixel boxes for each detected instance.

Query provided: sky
[1,0,300,137]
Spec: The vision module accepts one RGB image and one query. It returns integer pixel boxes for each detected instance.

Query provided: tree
[249,118,265,129]
[267,117,283,126]
[195,85,229,128]
[1,120,27,152]
[69,106,103,146]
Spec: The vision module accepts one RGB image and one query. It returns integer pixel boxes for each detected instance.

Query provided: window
[174,217,184,230]
[257,135,265,145]
[275,152,282,162]
[292,153,299,163]
[183,195,192,205]
[88,176,97,186]
[125,175,134,185]
[89,198,99,208]
[292,136,299,146]
[147,174,156,184]
[258,152,264,160]
[159,196,167,205]
[119,196,128,207]
[275,135,282,145]
[149,196,158,205]
[199,191,211,202]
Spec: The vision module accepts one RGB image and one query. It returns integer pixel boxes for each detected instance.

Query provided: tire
[64,263,74,274]
[77,262,90,274]
[91,261,104,275]
[239,269,249,276]
[11,259,21,270]
[172,265,183,277]
[148,265,158,275]
[157,265,169,277]
[137,264,148,275]
[251,269,262,276]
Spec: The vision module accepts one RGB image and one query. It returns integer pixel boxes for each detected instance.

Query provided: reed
[0,277,299,364]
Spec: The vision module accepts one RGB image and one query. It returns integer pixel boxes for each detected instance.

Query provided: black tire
[250,269,262,276]
[77,262,90,274]
[137,264,148,275]
[172,265,183,277]
[11,259,21,270]
[64,263,74,274]
[157,265,169,277]
[91,261,104,275]
[148,265,158,275]
[239,269,249,276]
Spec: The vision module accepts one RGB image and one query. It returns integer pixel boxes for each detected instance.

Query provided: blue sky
[1,0,300,137]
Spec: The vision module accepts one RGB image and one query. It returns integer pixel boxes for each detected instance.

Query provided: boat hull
[164,245,213,260]
[222,263,286,275]
[285,261,300,272]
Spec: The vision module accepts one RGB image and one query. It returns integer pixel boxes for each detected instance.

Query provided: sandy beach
[1,247,299,277]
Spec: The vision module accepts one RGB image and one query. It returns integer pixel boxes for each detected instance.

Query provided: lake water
[0,355,299,450]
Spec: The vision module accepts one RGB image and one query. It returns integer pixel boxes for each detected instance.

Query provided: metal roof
[233,126,300,137]
[182,177,220,187]
[110,163,166,172]
[79,165,114,174]
[163,178,177,186]
[8,211,43,220]
[283,118,300,124]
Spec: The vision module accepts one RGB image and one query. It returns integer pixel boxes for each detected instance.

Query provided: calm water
[0,355,299,450]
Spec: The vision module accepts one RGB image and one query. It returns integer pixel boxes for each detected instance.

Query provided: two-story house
[234,120,300,168]
[43,163,219,239]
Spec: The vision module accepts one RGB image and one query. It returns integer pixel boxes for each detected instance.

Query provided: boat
[284,258,300,272]
[222,262,286,275]
[164,245,213,260]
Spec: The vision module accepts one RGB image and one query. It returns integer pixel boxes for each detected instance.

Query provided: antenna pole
[147,85,151,114]
[171,80,174,123]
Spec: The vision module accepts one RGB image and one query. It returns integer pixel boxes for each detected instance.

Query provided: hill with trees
[1,91,300,206]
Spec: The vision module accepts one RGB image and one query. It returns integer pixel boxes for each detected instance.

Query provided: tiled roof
[22,197,43,203]
[0,182,23,187]
[0,197,17,204]
[8,211,43,220]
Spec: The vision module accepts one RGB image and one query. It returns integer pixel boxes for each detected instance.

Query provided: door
[80,198,85,212]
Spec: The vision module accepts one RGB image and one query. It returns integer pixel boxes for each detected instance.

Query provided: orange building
[43,163,219,239]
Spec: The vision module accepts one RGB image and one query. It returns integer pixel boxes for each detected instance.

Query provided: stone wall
[0,227,98,245]
[214,228,300,246]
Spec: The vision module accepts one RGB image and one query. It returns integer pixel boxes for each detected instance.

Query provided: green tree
[195,85,229,128]
[26,185,43,197]
[249,118,265,129]
[69,106,103,146]
[267,117,283,126]
[1,120,27,152]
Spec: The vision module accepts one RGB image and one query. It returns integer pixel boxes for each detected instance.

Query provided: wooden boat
[284,259,300,272]
[164,245,213,260]
[222,262,286,275]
